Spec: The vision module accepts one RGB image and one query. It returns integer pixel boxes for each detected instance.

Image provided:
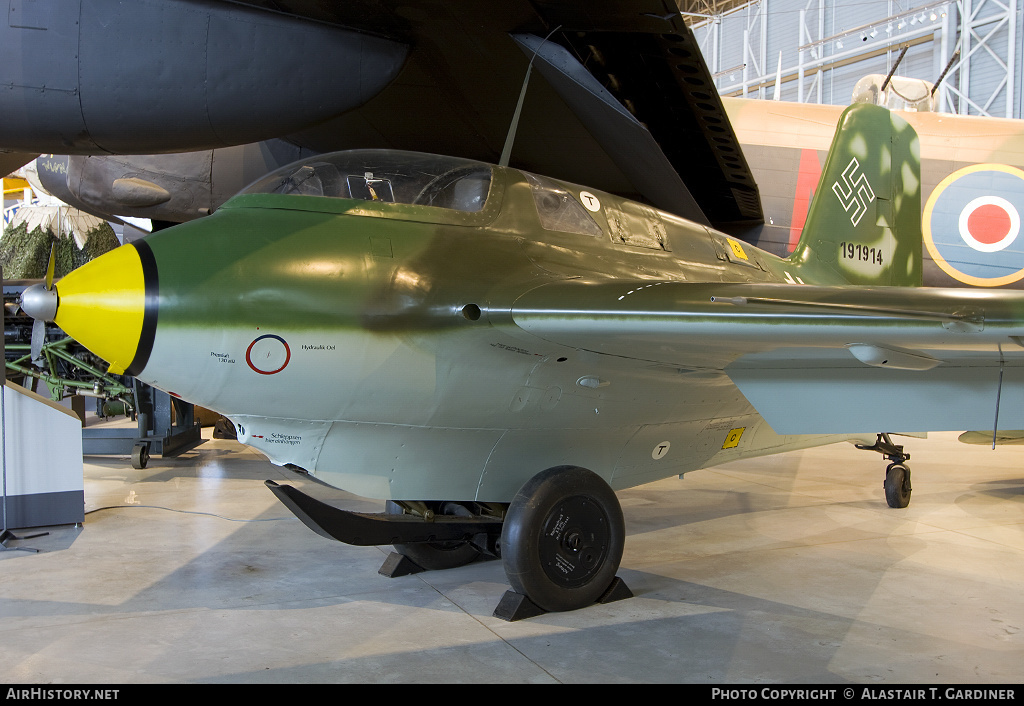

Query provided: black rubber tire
[131,442,149,470]
[501,466,624,613]
[884,463,912,508]
[385,501,481,571]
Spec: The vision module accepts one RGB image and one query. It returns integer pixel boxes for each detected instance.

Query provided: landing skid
[265,480,503,546]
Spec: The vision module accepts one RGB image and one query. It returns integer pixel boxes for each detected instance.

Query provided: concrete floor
[1,429,1022,684]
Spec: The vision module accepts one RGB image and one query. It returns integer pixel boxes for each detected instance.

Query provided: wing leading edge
[511,280,1024,434]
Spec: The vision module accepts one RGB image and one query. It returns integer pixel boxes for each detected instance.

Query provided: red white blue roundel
[924,164,1024,286]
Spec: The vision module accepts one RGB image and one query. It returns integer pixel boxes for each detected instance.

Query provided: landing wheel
[501,466,625,613]
[884,463,912,508]
[385,501,481,571]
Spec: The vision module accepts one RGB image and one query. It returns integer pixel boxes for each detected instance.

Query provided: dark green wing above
[257,0,762,230]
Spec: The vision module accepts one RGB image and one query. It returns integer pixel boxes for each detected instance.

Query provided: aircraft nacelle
[0,0,407,154]
[32,142,314,224]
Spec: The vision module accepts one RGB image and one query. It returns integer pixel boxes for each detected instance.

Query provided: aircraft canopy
[241,150,493,213]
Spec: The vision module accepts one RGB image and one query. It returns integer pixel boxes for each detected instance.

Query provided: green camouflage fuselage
[134,165,860,502]
[37,106,1024,507]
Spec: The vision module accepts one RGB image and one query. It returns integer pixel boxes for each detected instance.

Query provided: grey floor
[2,429,1022,684]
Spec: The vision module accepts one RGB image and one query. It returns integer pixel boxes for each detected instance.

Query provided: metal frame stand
[82,381,203,468]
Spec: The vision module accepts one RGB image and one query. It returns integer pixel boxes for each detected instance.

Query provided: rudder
[788,103,922,286]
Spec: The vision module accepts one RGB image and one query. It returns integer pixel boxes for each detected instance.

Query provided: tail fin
[788,103,922,286]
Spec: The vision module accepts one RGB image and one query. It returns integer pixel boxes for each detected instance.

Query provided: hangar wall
[690,0,1022,118]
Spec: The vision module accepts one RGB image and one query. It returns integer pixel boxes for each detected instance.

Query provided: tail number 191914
[840,241,884,266]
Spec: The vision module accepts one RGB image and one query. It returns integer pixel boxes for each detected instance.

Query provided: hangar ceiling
[683,0,1021,120]
[679,0,752,19]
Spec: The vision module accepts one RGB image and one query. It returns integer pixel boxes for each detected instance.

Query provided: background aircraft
[20,103,1024,616]
[726,96,1024,289]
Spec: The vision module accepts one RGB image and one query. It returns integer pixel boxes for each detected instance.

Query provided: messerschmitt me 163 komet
[20,104,1024,617]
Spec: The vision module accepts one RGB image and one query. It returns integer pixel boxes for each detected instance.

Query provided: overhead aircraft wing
[511,280,1024,434]
[5,0,762,229]
[268,0,762,229]
[1,152,37,178]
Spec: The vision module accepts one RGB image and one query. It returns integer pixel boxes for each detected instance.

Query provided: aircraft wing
[511,280,1024,434]
[237,0,763,229]
[1,152,37,178]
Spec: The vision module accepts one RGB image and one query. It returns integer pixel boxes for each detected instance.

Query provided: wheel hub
[539,496,609,588]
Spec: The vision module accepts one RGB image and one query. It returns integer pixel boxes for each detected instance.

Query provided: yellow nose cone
[54,243,150,375]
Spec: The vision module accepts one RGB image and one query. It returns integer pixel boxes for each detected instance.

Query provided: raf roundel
[957,196,1019,252]
[924,164,1024,286]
